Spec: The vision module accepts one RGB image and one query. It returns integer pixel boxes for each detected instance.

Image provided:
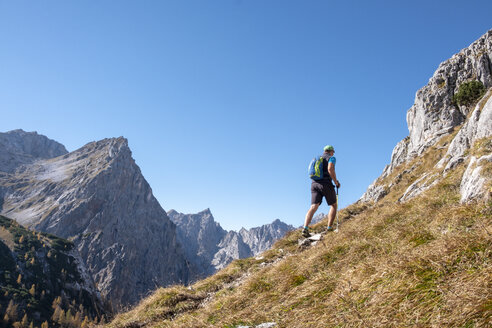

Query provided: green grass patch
[410,231,435,247]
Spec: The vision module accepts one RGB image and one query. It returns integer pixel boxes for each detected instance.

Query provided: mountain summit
[0,136,190,308]
[0,129,67,174]
[362,29,492,203]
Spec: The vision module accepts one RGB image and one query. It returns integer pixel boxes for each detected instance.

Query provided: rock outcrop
[211,230,252,271]
[0,129,68,174]
[168,209,294,278]
[239,219,294,255]
[167,208,227,277]
[0,136,190,308]
[361,29,492,203]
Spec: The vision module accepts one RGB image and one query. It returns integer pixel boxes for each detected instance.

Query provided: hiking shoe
[302,228,311,238]
[326,226,334,232]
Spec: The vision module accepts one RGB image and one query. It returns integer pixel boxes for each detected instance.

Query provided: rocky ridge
[361,29,492,203]
[167,209,294,277]
[0,134,190,308]
[0,129,67,174]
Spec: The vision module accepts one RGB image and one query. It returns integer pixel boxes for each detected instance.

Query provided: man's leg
[304,203,320,228]
[327,202,338,228]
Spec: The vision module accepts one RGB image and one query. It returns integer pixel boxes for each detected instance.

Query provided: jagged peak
[0,129,68,173]
[361,29,492,204]
[6,128,34,135]
[199,208,212,215]
[69,136,132,163]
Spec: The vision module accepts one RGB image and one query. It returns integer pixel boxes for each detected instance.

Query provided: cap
[324,145,334,152]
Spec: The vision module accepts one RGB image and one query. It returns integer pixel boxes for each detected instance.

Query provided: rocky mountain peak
[0,129,68,173]
[403,29,492,162]
[169,209,294,278]
[361,29,492,204]
[0,132,190,308]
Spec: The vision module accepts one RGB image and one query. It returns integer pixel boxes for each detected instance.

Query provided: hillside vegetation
[0,216,105,328]
[106,132,491,327]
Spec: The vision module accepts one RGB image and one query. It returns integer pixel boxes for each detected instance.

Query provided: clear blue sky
[1,1,491,230]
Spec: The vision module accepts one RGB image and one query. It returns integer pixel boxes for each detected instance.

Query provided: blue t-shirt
[316,153,335,184]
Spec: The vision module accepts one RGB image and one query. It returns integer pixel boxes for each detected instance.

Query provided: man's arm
[328,163,340,188]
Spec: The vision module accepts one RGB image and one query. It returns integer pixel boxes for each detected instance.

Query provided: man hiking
[303,145,340,238]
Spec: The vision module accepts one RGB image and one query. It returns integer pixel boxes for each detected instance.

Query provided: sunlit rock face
[361,29,492,203]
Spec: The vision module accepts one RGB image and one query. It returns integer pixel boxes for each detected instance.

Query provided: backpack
[308,156,324,180]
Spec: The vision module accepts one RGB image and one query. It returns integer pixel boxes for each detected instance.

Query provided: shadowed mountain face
[0,133,190,308]
[168,209,294,277]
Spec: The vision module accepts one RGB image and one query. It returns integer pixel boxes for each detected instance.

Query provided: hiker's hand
[335,180,341,188]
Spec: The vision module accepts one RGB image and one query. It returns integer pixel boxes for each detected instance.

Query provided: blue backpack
[308,156,324,180]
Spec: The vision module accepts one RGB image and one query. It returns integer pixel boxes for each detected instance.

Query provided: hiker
[303,145,340,238]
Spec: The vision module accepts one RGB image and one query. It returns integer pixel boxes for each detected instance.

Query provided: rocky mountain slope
[106,30,492,328]
[167,209,294,277]
[0,133,190,308]
[0,215,104,327]
[0,130,67,174]
[361,29,492,203]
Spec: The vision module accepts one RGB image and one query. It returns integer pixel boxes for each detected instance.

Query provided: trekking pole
[335,187,339,233]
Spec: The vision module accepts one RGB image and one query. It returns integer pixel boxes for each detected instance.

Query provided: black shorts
[311,181,336,205]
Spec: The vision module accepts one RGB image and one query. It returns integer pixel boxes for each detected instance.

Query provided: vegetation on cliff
[0,216,105,328]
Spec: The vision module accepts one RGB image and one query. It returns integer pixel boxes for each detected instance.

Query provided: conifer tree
[57,308,66,326]
[6,300,18,322]
[65,309,73,327]
[21,313,28,327]
[81,316,90,328]
[51,305,62,323]
[41,321,49,328]
[74,310,83,327]
[52,296,62,309]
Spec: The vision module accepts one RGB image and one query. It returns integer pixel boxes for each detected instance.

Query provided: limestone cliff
[361,29,492,203]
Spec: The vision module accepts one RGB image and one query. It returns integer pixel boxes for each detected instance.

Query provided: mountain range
[167,209,293,278]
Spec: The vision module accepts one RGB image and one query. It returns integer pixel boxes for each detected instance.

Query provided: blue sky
[1,1,491,230]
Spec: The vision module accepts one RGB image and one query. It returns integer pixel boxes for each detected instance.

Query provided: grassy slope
[106,135,492,328]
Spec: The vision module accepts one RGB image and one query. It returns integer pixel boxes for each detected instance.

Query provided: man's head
[324,145,335,155]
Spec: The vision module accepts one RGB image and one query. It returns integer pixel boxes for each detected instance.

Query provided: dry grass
[105,143,492,328]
